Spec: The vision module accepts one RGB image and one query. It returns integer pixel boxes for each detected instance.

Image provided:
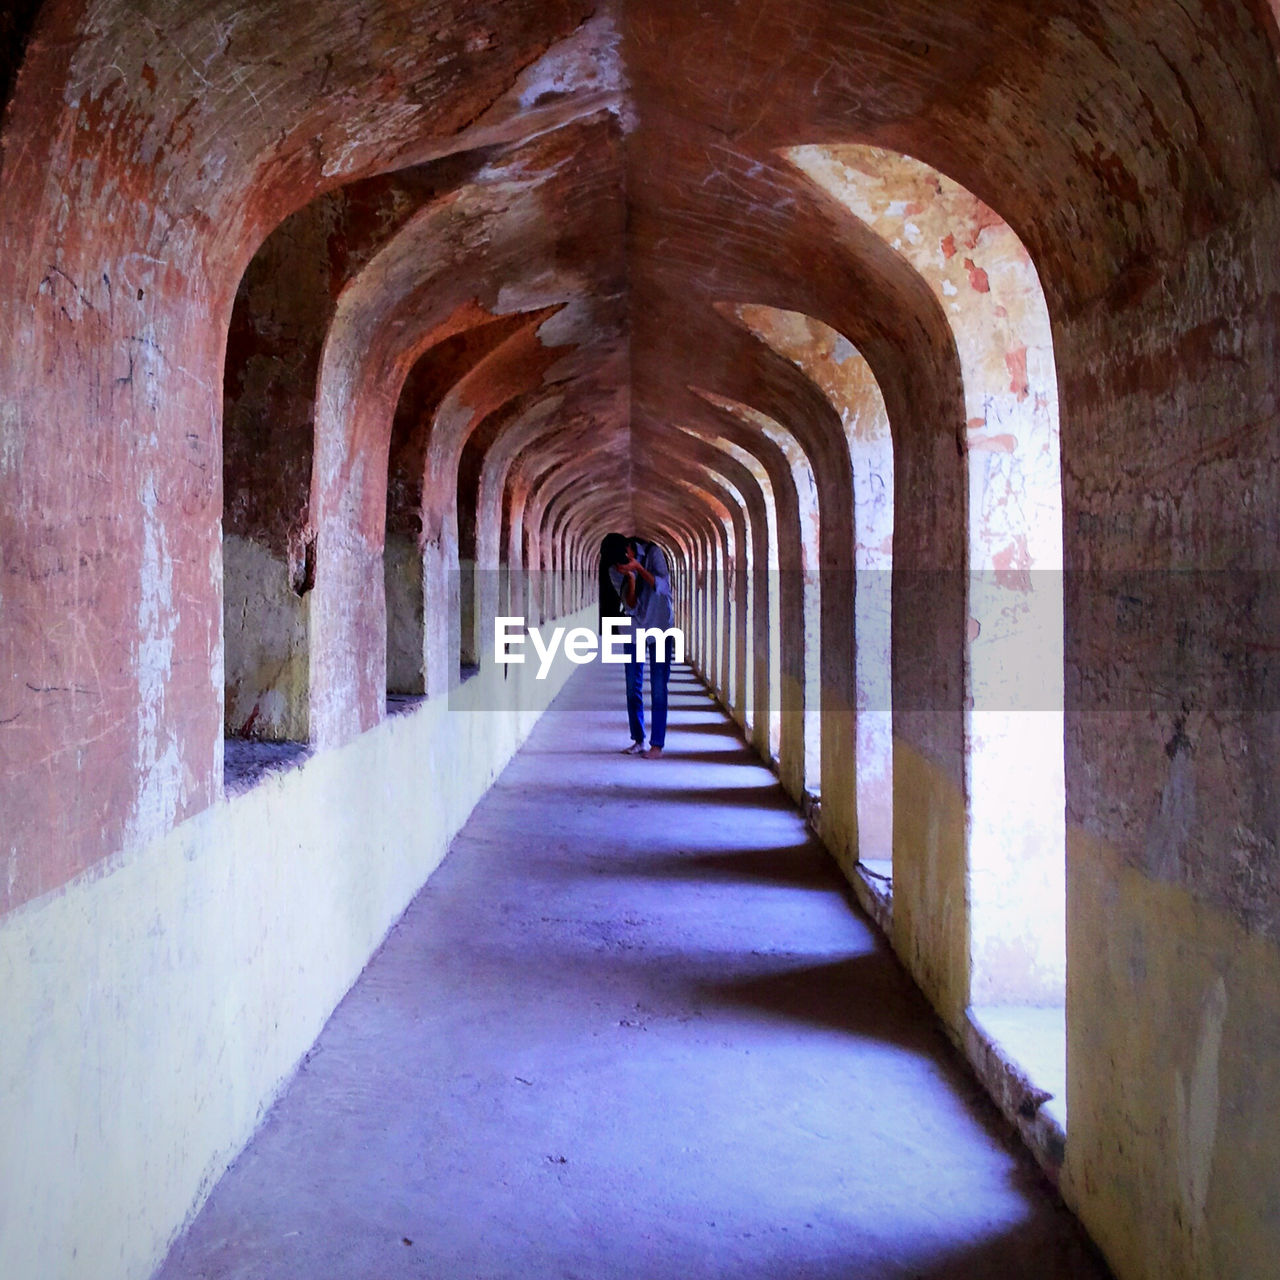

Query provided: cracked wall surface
[4,3,1280,1278]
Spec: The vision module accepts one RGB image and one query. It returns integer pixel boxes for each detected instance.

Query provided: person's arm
[619,553,655,592]
[646,545,671,599]
[629,545,672,606]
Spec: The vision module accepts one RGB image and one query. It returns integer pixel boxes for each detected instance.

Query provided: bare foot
[642,746,663,759]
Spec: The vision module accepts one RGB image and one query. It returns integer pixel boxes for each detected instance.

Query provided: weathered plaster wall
[383,532,425,694]
[308,121,627,740]
[223,159,496,738]
[628,5,1280,1260]
[1069,830,1280,1280]
[0,0,600,910]
[223,534,309,740]
[6,4,1280,1279]
[0,605,591,1280]
[1055,175,1280,1278]
[695,391,819,809]
[685,425,781,762]
[734,305,896,878]
[789,145,1067,1008]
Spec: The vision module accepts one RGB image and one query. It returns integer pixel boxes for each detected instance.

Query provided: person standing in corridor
[602,533,674,759]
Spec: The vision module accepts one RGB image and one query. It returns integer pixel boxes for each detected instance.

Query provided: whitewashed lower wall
[0,606,591,1280]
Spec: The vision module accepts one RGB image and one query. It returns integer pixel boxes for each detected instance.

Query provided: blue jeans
[625,636,670,749]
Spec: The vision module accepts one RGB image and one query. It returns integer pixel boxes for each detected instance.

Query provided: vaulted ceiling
[2,0,1280,898]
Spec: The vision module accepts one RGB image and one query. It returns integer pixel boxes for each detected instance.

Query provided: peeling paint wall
[6,3,1280,1279]
[0,0,598,908]
[791,145,1066,1008]
[222,534,309,740]
[735,305,896,876]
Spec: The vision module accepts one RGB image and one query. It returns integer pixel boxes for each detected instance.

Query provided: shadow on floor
[648,746,761,765]
[691,953,946,1053]
[658,719,742,735]
[162,659,1113,1280]
[611,842,835,888]
[717,1217,1111,1280]
[569,782,787,807]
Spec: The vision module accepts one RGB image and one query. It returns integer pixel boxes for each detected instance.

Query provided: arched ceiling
[3,0,1280,897]
[190,0,1280,556]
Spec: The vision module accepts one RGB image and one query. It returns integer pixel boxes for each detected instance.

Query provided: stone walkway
[157,660,1109,1280]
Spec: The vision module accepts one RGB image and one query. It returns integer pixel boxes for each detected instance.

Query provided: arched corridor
[3,3,1280,1279]
[156,659,1106,1280]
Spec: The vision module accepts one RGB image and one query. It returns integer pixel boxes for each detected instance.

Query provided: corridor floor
[157,661,1109,1280]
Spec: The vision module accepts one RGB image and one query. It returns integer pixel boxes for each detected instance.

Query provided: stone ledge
[848,860,893,936]
[964,1004,1068,1184]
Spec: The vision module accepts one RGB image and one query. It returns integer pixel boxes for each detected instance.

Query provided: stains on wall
[734,305,896,873]
[5,3,1280,1279]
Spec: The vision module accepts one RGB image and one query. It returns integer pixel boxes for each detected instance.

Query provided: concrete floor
[156,661,1109,1280]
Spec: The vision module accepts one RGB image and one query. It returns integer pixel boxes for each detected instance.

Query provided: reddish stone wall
[5,3,1280,1274]
[0,0,598,908]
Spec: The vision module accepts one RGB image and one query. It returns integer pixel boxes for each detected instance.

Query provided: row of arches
[4,4,1280,1276]
[217,132,1073,1110]
[218,136,1069,1104]
[645,147,1065,1033]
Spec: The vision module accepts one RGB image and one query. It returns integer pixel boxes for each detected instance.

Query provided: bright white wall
[0,606,591,1280]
